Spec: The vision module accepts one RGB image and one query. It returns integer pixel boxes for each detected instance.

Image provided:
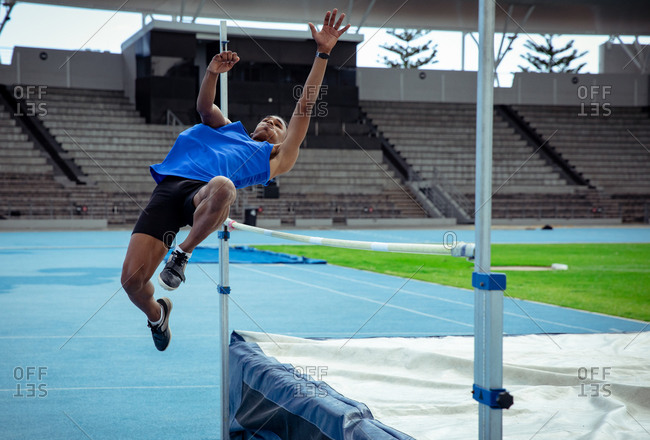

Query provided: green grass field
[254,243,650,322]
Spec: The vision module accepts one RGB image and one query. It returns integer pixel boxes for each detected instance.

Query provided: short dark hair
[264,115,287,129]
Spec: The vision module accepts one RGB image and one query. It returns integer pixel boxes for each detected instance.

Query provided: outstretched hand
[207,51,240,74]
[308,9,351,54]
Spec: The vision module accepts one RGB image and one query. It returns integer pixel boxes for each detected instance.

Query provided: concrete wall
[0,47,124,90]
[357,68,478,103]
[358,67,649,106]
[2,44,647,107]
[121,44,137,103]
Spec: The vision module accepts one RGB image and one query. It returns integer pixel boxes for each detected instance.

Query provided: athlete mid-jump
[121,9,351,351]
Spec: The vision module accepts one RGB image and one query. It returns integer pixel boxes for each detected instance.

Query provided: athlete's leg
[178,175,237,253]
[121,233,169,322]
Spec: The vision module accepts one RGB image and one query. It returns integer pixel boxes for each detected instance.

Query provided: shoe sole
[155,297,173,351]
[158,274,178,291]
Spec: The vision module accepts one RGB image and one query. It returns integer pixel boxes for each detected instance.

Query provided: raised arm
[196,51,240,129]
[270,9,351,177]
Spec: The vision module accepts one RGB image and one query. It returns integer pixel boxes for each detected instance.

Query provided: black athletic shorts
[132,176,207,248]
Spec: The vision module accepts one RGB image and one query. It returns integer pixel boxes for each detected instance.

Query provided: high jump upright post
[218,19,231,440]
[472,0,512,438]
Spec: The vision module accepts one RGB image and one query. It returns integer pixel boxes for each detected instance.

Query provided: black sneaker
[158,250,188,291]
[148,297,172,351]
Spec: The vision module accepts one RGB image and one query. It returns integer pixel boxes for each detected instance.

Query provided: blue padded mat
[166,245,327,264]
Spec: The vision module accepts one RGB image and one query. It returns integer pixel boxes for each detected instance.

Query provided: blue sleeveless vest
[150,122,274,189]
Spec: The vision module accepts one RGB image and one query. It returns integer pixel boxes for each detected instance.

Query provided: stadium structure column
[472,0,512,438]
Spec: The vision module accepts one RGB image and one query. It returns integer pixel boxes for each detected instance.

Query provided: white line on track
[0,385,217,392]
[0,245,127,251]
[236,265,473,328]
[284,265,603,333]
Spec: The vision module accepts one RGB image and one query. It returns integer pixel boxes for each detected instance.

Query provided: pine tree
[380,29,438,69]
[519,34,587,73]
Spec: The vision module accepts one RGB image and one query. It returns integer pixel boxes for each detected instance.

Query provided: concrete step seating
[249,189,427,222]
[612,193,650,222]
[277,148,411,197]
[73,158,162,168]
[44,120,188,132]
[3,86,441,223]
[0,132,29,142]
[418,168,561,180]
[379,132,519,142]
[534,128,650,141]
[0,113,56,177]
[0,148,43,158]
[464,191,615,219]
[514,104,650,192]
[39,114,145,125]
[399,148,542,158]
[42,108,143,119]
[49,127,183,139]
[56,135,174,147]
[61,142,170,154]
[362,101,570,198]
[371,115,510,126]
[33,94,134,105]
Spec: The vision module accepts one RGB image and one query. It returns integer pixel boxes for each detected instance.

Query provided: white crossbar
[225,218,475,258]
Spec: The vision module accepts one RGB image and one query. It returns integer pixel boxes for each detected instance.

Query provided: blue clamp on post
[472,272,506,291]
[218,285,231,295]
[218,230,230,240]
[472,384,513,409]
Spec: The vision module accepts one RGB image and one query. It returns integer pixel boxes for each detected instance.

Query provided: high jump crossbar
[225,218,476,258]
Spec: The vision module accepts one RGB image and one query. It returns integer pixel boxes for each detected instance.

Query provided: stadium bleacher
[512,105,650,192]
[362,100,650,222]
[2,84,648,225]
[0,106,106,221]
[1,86,428,226]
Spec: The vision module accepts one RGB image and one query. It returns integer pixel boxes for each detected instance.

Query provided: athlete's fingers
[334,12,345,29]
[329,9,337,27]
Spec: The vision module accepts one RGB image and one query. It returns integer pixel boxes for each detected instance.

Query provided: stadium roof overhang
[12,0,650,36]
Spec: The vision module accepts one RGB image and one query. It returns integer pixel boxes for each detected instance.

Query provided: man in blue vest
[121,9,350,351]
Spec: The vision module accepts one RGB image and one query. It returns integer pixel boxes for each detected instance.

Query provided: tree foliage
[380,29,438,69]
[519,34,588,73]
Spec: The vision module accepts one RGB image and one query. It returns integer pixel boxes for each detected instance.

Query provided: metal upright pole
[472,0,512,438]
[218,20,230,440]
[218,227,230,439]
[220,20,229,119]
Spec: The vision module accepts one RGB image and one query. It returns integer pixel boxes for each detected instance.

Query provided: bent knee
[121,268,149,295]
[207,176,236,203]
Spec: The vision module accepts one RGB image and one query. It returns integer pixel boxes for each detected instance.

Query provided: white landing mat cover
[238,331,650,439]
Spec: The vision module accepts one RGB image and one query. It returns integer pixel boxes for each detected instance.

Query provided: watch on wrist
[316,51,330,60]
